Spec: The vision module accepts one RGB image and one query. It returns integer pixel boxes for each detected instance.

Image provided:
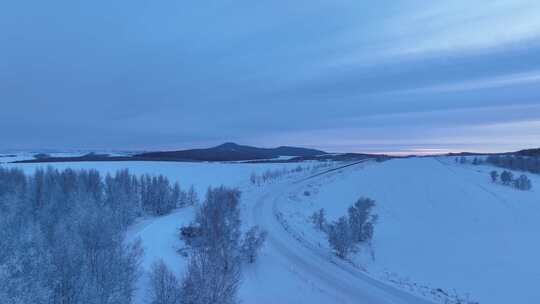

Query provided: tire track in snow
[251,161,436,304]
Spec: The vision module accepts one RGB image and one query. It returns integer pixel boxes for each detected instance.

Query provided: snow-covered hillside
[278,157,540,304]
[7,157,539,303]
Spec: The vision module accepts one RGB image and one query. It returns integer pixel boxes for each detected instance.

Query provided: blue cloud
[0,0,539,153]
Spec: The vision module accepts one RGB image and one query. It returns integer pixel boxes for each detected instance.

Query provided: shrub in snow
[311,208,327,232]
[490,169,532,191]
[325,197,377,259]
[348,197,376,243]
[490,170,499,183]
[250,172,258,185]
[240,226,268,263]
[328,216,354,258]
[513,174,532,191]
[501,170,514,185]
[149,260,182,304]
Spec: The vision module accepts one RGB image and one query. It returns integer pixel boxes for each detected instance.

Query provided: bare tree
[187,185,199,206]
[181,250,240,304]
[514,174,532,191]
[180,186,243,304]
[148,260,181,304]
[501,171,514,185]
[310,208,327,232]
[240,226,267,263]
[348,197,375,243]
[328,216,354,259]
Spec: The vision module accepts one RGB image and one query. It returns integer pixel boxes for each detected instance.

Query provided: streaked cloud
[401,71,540,94]
[332,0,540,66]
[391,0,540,55]
[0,0,539,152]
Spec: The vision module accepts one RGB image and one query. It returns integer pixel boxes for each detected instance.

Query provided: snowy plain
[6,157,540,303]
[6,160,335,303]
[0,151,134,163]
[278,157,540,304]
[5,160,308,195]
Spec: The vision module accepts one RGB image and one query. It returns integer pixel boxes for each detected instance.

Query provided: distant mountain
[135,142,326,161]
[514,148,540,157]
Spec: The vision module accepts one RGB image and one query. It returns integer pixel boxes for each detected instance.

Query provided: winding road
[249,161,435,304]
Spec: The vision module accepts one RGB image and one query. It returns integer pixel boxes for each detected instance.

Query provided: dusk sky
[2,0,540,154]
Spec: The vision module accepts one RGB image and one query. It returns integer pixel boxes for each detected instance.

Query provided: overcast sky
[2,0,540,154]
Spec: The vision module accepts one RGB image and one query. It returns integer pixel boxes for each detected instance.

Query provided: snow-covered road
[247,163,435,304]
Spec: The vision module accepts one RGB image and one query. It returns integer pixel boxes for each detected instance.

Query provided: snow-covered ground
[6,157,539,303]
[0,151,134,163]
[125,207,196,303]
[5,160,313,195]
[6,159,337,304]
[279,157,540,304]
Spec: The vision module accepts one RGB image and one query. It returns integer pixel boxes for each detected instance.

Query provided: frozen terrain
[6,160,310,195]
[7,157,540,303]
[278,157,540,304]
[0,151,133,163]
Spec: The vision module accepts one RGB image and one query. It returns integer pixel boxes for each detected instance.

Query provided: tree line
[457,155,540,175]
[249,162,334,186]
[485,155,540,174]
[0,166,197,304]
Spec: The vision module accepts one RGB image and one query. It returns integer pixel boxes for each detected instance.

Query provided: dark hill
[514,148,540,157]
[135,142,326,161]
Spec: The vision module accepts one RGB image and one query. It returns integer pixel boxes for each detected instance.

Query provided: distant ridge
[14,143,327,163]
[135,142,326,161]
[444,147,540,157]
[514,148,540,157]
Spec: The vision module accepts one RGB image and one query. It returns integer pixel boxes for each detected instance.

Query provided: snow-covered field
[279,157,540,304]
[5,160,312,195]
[6,157,539,303]
[0,151,134,163]
[6,159,336,304]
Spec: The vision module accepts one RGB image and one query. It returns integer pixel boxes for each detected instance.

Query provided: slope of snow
[126,208,195,303]
[9,157,538,303]
[278,157,540,304]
